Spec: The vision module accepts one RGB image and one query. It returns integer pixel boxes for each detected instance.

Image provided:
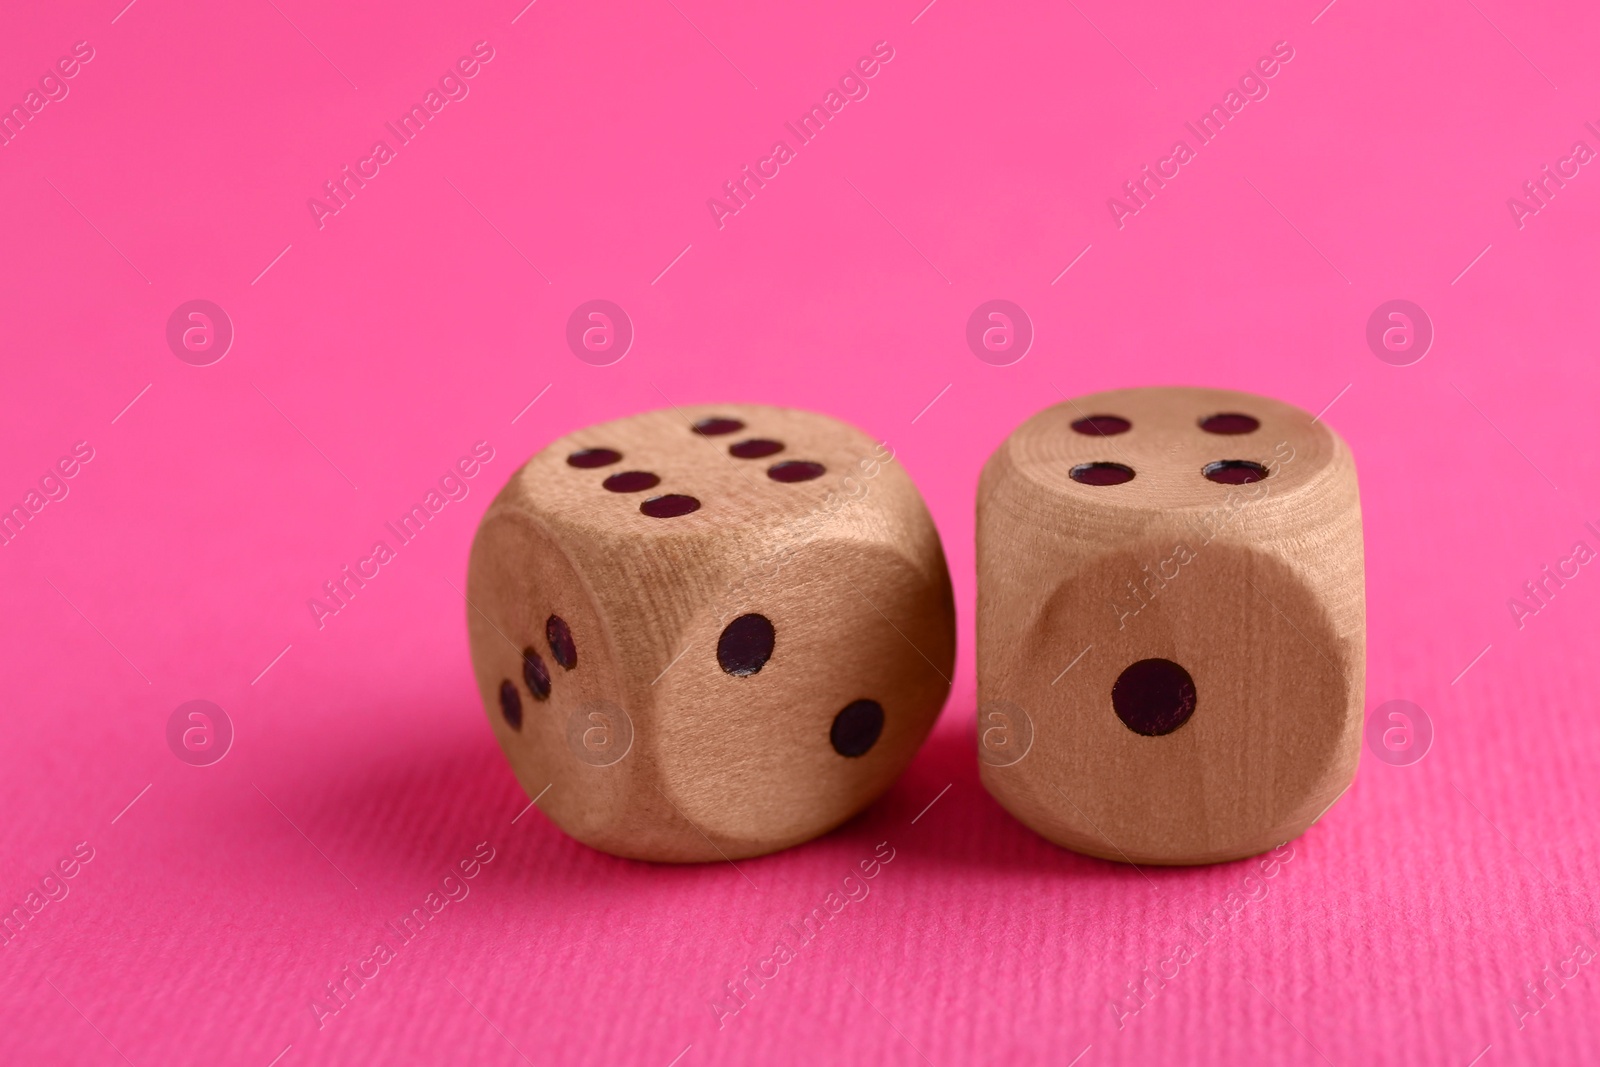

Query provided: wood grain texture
[976,387,1365,865]
[467,404,955,862]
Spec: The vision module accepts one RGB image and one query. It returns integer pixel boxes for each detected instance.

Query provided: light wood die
[466,404,955,862]
[977,387,1364,865]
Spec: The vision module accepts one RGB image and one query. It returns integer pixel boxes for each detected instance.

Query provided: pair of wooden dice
[465,387,1364,866]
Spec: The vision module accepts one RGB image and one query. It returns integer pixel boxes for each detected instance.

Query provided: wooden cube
[467,404,955,862]
[977,387,1364,865]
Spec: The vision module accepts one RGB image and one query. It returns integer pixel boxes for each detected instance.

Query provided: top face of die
[510,404,896,536]
[994,387,1347,515]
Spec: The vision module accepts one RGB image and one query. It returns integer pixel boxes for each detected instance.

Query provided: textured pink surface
[2,1,1599,1064]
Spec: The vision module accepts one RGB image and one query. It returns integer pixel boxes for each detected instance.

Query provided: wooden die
[976,387,1364,865]
[466,404,955,862]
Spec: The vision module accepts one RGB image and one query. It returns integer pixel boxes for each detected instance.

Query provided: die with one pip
[976,387,1364,865]
[466,404,955,862]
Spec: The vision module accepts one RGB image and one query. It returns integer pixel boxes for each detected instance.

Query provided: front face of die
[979,388,1363,865]
[469,404,955,861]
[653,538,953,853]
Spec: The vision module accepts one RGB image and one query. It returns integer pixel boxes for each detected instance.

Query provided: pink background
[2,0,1598,1063]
